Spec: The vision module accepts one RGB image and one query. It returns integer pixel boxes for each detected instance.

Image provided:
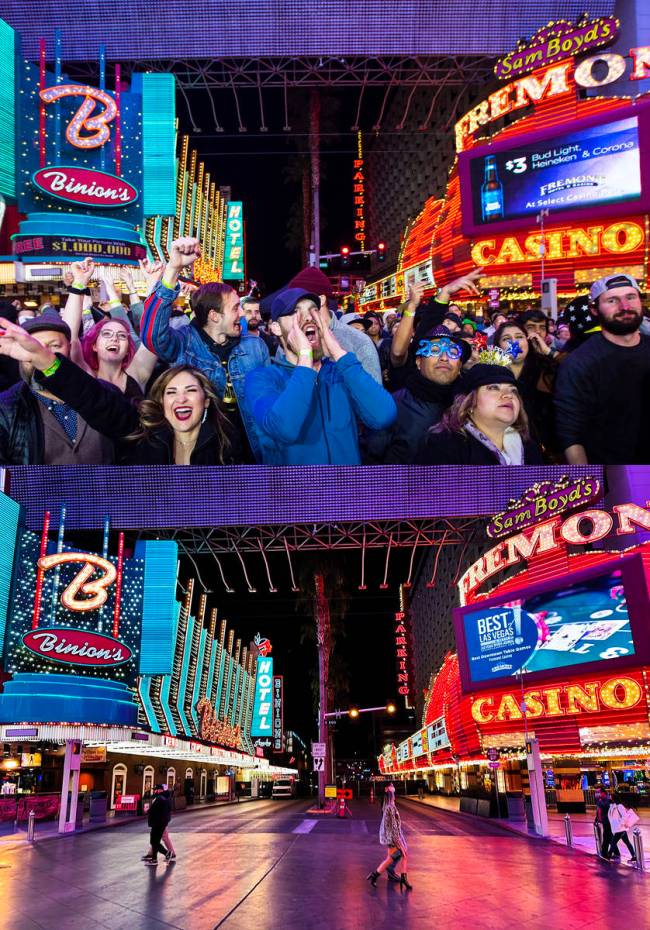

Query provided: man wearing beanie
[0,308,113,464]
[288,266,381,383]
[555,274,650,464]
[244,288,396,464]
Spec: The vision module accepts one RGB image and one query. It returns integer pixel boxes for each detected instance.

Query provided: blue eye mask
[416,337,463,360]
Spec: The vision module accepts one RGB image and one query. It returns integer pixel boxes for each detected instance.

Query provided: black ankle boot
[366,870,379,886]
[400,873,412,891]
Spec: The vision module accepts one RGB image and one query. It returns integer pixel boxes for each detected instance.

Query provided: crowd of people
[0,234,647,466]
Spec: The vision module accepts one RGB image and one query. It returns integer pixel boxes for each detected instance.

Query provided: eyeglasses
[415,337,463,360]
[99,330,129,341]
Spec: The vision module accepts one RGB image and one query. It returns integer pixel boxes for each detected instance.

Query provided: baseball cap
[270,288,320,322]
[589,274,640,302]
[22,307,71,341]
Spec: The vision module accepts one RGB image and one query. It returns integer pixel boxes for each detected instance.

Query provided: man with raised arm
[140,237,269,461]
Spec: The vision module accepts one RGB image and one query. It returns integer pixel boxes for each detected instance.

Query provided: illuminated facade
[380,478,650,796]
[145,133,232,283]
[139,578,257,754]
[362,21,650,313]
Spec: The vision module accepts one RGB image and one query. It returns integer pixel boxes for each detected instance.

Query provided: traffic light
[341,245,350,267]
[376,241,386,262]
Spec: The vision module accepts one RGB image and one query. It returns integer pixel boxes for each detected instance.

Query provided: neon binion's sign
[39,84,117,150]
[38,552,117,612]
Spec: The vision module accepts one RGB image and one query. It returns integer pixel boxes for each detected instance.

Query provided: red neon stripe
[39,39,47,169]
[112,532,124,638]
[32,511,51,629]
[114,64,121,176]
[142,294,163,350]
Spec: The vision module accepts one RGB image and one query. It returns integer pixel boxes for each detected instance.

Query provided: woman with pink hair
[61,258,159,399]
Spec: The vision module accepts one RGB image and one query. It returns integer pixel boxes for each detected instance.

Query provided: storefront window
[111,764,127,809]
[142,766,154,797]
[167,768,176,790]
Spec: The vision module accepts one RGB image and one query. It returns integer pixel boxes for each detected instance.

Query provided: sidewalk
[0,794,259,850]
[404,793,650,868]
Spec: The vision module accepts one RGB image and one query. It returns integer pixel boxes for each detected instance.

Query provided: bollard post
[564,814,573,848]
[593,821,603,857]
[632,828,645,871]
[27,810,36,843]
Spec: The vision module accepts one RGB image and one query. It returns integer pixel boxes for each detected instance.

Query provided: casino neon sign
[471,675,642,723]
[38,552,117,612]
[471,221,644,267]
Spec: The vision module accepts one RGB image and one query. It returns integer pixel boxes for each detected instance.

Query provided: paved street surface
[1,798,648,930]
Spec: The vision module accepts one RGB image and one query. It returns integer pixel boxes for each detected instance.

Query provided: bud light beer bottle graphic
[481,155,504,222]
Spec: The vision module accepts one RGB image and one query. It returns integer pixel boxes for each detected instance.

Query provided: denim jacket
[141,281,269,460]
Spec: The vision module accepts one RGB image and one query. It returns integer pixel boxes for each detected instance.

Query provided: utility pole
[309,89,321,267]
[314,572,330,807]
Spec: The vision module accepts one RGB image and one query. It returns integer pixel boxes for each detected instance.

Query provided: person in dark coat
[417,356,544,465]
[143,784,172,865]
[0,317,234,465]
[365,325,469,463]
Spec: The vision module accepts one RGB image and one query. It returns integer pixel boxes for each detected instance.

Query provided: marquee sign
[33,166,138,208]
[494,17,619,81]
[273,675,283,753]
[461,502,650,602]
[21,628,132,667]
[470,221,645,268]
[455,45,650,151]
[12,235,147,262]
[471,674,642,724]
[486,476,601,539]
[251,637,273,737]
[222,201,244,280]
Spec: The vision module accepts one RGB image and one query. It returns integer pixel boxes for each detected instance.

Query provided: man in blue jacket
[140,237,269,461]
[244,289,397,464]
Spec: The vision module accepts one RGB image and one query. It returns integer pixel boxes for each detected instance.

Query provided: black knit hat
[462,363,517,393]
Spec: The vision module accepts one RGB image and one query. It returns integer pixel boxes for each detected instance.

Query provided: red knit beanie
[289,266,334,298]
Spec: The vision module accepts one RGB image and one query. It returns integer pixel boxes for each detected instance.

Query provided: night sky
[177,87,365,290]
[181,545,423,760]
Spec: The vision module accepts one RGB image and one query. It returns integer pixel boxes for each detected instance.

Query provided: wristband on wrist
[299,349,313,357]
[41,356,62,378]
[108,299,122,309]
[403,309,416,318]
[69,283,88,294]
[436,290,449,304]
[161,277,177,290]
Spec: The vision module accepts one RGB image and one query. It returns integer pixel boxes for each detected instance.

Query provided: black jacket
[36,356,232,465]
[416,428,544,465]
[147,793,171,829]
[365,387,450,464]
[0,381,46,465]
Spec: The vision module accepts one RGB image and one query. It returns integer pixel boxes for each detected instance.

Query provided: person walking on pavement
[595,787,616,860]
[143,784,172,865]
[608,795,639,864]
[142,785,176,862]
[367,784,412,890]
